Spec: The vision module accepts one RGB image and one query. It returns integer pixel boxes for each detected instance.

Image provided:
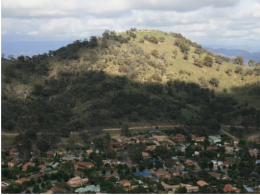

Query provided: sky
[1,0,260,57]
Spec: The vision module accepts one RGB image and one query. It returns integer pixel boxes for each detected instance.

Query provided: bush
[151,50,159,58]
[148,36,158,44]
[235,66,243,74]
[152,74,162,82]
[226,69,233,76]
[209,77,219,87]
[139,38,144,43]
[203,55,214,67]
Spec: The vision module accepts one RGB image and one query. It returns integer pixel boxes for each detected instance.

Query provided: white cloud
[28,31,38,35]
[1,0,260,50]
[2,30,7,34]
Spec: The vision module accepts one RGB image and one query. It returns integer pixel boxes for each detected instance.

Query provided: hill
[1,29,260,138]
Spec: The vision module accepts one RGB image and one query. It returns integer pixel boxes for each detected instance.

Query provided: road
[220,129,238,140]
[122,151,133,168]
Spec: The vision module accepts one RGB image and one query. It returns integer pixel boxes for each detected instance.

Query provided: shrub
[139,38,144,43]
[151,50,159,58]
[209,77,219,87]
[226,69,233,76]
[203,55,214,67]
[234,66,243,74]
[148,36,158,44]
[152,74,162,82]
[183,53,188,60]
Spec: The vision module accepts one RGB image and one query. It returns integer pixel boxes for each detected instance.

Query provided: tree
[36,139,49,156]
[80,132,89,144]
[33,184,40,193]
[121,124,129,137]
[89,36,98,48]
[14,134,32,162]
[131,166,137,173]
[93,137,109,150]
[25,130,37,140]
[209,77,219,87]
[203,55,214,67]
[139,164,145,172]
[233,56,244,65]
[248,60,255,67]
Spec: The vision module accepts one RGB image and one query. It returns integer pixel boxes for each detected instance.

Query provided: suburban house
[40,168,58,175]
[191,135,205,142]
[146,146,156,151]
[196,180,208,187]
[154,171,171,178]
[208,136,221,144]
[152,135,168,142]
[103,173,120,180]
[74,162,94,170]
[1,145,18,154]
[22,162,35,171]
[66,177,89,187]
[134,172,152,178]
[8,160,21,168]
[175,145,186,152]
[172,134,186,141]
[191,145,204,150]
[75,185,100,193]
[119,179,131,187]
[15,178,28,185]
[142,152,150,159]
[110,142,125,148]
[211,160,223,169]
[208,172,220,180]
[223,184,241,193]
[46,151,55,158]
[249,149,258,158]
[86,149,94,156]
[223,161,234,168]
[180,183,199,193]
[225,146,234,153]
[206,146,218,151]
[139,138,153,143]
[28,173,43,180]
[232,138,239,145]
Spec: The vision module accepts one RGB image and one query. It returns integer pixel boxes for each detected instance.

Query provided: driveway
[123,151,133,167]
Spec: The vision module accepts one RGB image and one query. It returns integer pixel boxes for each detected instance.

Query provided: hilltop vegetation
[1,29,260,137]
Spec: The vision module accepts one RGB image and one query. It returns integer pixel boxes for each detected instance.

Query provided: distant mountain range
[204,47,260,65]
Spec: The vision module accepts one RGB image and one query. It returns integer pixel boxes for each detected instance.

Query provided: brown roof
[46,151,55,155]
[208,172,220,178]
[104,174,119,179]
[155,171,170,175]
[75,161,94,167]
[16,177,28,183]
[232,137,239,141]
[197,180,208,187]
[223,161,234,166]
[29,173,43,179]
[121,179,131,184]
[223,184,241,193]
[22,162,35,170]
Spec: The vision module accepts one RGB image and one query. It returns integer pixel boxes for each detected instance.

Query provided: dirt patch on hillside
[247,132,260,142]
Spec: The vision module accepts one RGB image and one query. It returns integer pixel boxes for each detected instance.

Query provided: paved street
[123,151,133,167]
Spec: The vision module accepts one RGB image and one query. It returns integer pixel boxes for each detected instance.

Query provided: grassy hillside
[1,29,260,137]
